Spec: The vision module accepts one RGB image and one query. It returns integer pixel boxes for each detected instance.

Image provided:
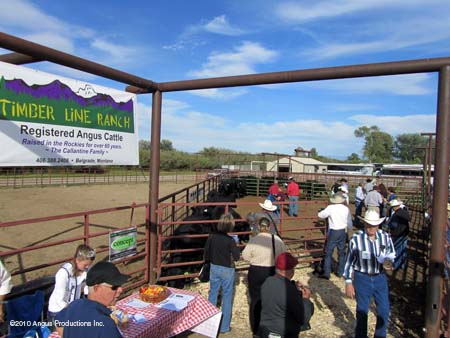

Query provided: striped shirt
[343,229,395,282]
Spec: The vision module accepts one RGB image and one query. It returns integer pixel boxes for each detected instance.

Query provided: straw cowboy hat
[259,199,277,211]
[330,192,346,204]
[357,210,386,226]
[389,199,403,207]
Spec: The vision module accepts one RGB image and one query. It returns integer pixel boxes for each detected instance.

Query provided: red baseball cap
[276,252,298,270]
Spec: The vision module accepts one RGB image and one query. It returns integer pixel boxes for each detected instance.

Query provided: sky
[0,0,447,159]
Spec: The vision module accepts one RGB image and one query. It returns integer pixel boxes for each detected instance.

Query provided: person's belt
[355,270,381,276]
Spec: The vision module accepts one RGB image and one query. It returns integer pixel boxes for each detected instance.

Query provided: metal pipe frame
[424,66,450,337]
[0,32,156,91]
[148,90,162,283]
[1,33,450,335]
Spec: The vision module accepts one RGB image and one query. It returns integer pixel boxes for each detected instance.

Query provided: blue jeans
[288,196,299,216]
[323,229,347,277]
[354,271,390,338]
[208,264,235,333]
[392,236,408,270]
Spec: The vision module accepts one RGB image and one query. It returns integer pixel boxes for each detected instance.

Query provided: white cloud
[189,41,278,78]
[203,15,245,36]
[188,88,248,100]
[23,32,75,53]
[0,0,144,70]
[0,0,64,32]
[275,0,439,23]
[275,1,450,59]
[138,95,436,157]
[310,74,433,96]
[90,38,142,67]
[303,22,450,59]
[332,103,378,112]
[350,114,436,135]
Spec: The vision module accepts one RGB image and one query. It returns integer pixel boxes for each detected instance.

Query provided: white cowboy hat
[330,193,346,204]
[357,210,386,226]
[259,199,277,211]
[389,199,403,207]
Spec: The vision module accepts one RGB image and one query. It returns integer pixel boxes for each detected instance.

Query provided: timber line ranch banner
[0,61,139,166]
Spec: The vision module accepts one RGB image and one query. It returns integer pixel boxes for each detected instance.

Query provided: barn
[265,156,327,174]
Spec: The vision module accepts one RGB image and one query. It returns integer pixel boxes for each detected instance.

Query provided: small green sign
[109,227,137,262]
[111,235,136,250]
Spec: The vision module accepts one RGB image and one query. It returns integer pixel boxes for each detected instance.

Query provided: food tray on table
[139,285,170,303]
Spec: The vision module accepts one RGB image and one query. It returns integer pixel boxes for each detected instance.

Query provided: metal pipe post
[424,66,450,337]
[148,90,162,283]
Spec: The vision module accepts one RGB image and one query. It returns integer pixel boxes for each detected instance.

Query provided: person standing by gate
[287,176,300,217]
[354,182,366,228]
[206,214,241,334]
[317,192,352,279]
[344,210,395,338]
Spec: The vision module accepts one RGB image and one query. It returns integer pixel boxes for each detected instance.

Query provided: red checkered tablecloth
[49,288,220,338]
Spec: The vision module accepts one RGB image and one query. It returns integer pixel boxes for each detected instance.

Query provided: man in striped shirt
[343,210,395,338]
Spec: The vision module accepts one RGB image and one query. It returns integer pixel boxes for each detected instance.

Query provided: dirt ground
[0,182,422,338]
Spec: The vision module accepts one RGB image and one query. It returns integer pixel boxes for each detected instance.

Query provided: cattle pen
[0,32,449,336]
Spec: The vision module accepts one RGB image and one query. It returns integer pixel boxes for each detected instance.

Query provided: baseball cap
[86,261,129,287]
[276,252,298,270]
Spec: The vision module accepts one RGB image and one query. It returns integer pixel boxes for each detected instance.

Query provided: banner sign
[109,227,137,261]
[0,61,139,166]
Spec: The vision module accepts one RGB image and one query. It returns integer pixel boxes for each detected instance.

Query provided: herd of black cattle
[160,178,251,288]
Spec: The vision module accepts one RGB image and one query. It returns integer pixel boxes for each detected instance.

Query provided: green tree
[161,139,174,151]
[310,148,318,158]
[139,140,151,166]
[347,153,361,162]
[354,126,393,162]
[394,133,427,163]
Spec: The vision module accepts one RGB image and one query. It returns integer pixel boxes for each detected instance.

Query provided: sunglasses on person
[100,283,120,291]
[77,249,96,259]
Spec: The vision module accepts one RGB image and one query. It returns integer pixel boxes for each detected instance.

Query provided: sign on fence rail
[109,227,138,261]
[0,61,139,166]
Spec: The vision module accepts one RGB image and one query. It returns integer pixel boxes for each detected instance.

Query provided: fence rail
[0,166,201,187]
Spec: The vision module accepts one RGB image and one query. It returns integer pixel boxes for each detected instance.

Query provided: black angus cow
[218,178,247,199]
[160,189,250,288]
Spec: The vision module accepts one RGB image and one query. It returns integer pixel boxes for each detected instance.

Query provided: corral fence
[0,170,425,289]
[156,199,329,284]
[155,170,426,286]
[0,169,431,334]
[0,175,221,300]
[0,166,201,188]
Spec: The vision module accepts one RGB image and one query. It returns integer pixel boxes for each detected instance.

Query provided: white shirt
[0,260,12,296]
[318,204,353,231]
[48,262,87,313]
[355,186,365,201]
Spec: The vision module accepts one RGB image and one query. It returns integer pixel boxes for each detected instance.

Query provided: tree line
[138,126,432,170]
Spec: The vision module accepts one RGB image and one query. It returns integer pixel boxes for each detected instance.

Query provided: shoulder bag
[199,235,212,282]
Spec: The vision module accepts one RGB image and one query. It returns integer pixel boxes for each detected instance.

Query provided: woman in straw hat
[317,192,352,279]
[343,210,395,338]
[242,218,287,335]
[386,199,410,270]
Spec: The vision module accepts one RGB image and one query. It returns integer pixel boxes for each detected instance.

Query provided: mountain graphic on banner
[2,78,133,113]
